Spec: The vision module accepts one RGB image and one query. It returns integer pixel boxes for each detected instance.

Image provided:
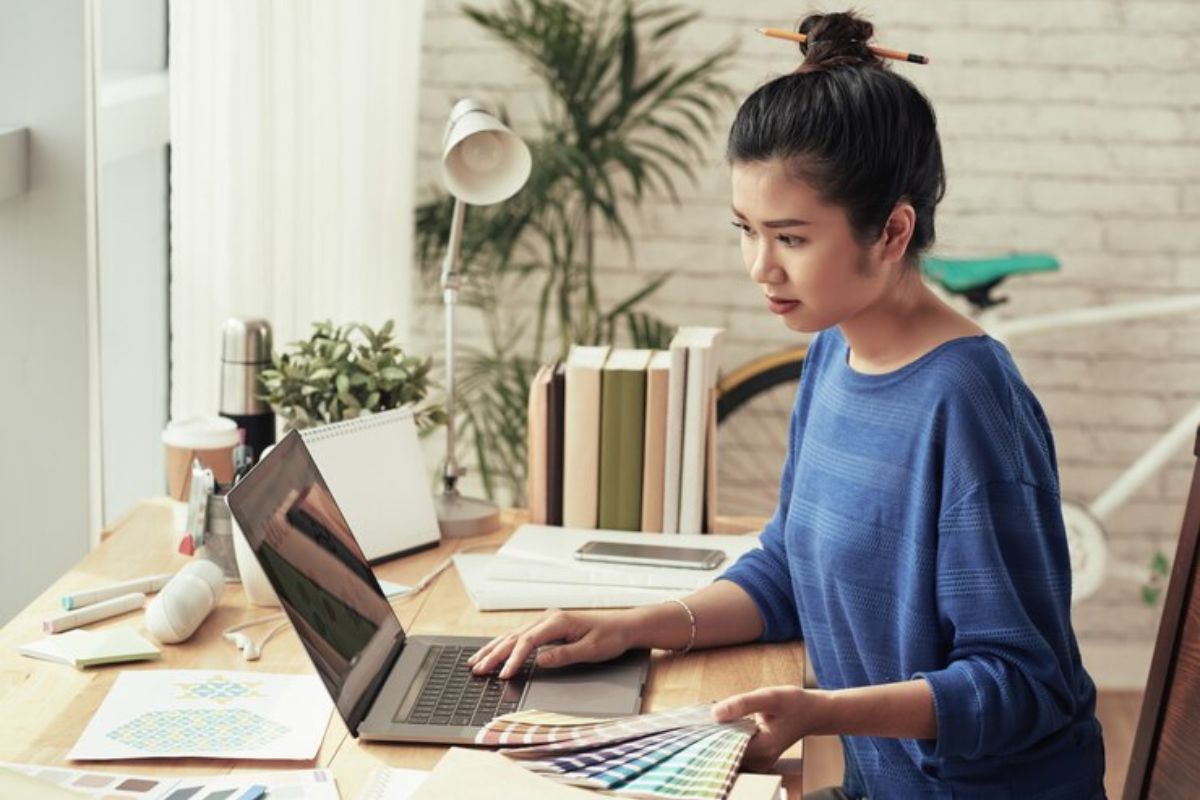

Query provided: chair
[1123,424,1200,799]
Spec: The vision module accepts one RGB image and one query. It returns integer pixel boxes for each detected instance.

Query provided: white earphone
[222,615,289,661]
[223,631,263,661]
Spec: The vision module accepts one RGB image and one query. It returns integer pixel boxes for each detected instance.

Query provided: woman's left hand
[712,685,819,772]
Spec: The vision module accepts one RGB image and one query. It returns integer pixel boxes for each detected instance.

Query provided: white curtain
[168,0,424,419]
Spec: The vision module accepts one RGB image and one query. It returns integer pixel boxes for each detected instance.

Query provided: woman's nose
[748,242,782,284]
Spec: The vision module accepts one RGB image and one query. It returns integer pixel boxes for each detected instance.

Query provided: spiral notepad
[300,407,441,563]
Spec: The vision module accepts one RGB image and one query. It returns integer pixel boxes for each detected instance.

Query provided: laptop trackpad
[521,652,647,717]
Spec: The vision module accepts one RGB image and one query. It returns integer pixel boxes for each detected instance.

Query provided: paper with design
[68,670,333,761]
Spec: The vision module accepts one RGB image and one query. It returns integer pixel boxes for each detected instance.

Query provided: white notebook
[452,525,761,611]
[300,407,440,563]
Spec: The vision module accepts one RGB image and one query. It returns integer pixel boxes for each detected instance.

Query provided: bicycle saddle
[922,253,1060,310]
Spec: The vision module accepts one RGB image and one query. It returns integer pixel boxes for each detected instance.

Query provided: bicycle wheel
[716,347,807,519]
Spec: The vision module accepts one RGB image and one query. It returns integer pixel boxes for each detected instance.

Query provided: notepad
[18,628,161,669]
[300,407,441,563]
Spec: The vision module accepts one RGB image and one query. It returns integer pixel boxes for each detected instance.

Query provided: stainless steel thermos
[219,318,275,467]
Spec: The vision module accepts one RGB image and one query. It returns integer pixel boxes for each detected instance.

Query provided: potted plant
[258,320,446,432]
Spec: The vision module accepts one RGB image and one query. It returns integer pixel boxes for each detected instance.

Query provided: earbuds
[223,632,262,661]
[145,560,225,643]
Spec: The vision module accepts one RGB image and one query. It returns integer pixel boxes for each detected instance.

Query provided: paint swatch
[475,704,757,800]
[0,763,337,800]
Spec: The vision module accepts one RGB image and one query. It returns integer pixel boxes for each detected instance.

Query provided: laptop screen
[226,430,405,729]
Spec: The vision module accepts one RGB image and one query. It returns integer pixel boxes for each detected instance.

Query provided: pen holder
[197,492,239,581]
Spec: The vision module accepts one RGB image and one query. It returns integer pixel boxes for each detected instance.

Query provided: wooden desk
[0,501,804,797]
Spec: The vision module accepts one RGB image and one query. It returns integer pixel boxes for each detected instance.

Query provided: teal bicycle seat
[922,253,1060,294]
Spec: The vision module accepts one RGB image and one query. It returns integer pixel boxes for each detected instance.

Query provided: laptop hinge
[346,634,406,736]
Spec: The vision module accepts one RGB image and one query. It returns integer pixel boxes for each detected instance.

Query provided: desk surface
[0,501,804,798]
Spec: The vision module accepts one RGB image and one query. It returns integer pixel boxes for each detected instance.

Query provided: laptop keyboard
[395,645,532,727]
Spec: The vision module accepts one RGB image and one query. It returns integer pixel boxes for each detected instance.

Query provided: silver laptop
[226,430,650,744]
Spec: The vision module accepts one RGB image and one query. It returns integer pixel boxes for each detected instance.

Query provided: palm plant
[415,0,736,502]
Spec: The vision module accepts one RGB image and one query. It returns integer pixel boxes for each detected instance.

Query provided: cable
[222,543,497,659]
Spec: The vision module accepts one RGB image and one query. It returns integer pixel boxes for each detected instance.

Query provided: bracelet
[665,598,696,655]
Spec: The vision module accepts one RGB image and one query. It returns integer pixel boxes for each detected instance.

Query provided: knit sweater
[720,327,1105,799]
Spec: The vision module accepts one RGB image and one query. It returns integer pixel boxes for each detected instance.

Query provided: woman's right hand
[467,608,639,679]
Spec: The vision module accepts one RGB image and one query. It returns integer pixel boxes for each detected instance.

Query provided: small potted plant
[259,320,446,432]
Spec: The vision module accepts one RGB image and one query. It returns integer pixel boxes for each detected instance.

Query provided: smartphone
[573,540,726,570]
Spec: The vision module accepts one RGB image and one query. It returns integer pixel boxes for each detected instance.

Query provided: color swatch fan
[476,704,756,800]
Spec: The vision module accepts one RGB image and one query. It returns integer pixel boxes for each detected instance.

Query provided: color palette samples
[475,704,756,800]
[0,763,172,798]
[0,763,337,800]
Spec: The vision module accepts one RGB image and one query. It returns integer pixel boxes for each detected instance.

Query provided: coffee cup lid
[162,417,240,449]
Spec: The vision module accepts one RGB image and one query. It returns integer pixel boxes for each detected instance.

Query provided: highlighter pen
[61,572,175,610]
[43,592,146,634]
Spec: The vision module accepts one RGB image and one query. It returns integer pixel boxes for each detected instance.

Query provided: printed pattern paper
[69,670,333,761]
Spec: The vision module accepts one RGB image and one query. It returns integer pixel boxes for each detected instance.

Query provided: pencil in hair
[757,26,930,65]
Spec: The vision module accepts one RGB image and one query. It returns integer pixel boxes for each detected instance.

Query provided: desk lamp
[435,98,532,538]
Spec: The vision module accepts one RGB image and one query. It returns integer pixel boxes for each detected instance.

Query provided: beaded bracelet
[665,598,697,655]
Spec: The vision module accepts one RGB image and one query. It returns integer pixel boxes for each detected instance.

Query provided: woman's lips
[766,296,800,315]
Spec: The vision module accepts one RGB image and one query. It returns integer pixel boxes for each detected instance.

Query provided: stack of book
[475,704,756,800]
[527,327,723,533]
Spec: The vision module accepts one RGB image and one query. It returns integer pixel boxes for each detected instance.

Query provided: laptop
[226,430,651,744]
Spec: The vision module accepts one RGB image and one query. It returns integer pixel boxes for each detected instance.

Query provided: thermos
[219,318,275,466]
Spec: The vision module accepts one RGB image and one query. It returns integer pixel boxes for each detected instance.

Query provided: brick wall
[415,0,1200,685]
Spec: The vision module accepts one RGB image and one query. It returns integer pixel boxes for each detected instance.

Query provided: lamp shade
[440,98,532,206]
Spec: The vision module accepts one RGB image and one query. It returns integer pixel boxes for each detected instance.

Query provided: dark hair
[727,11,945,262]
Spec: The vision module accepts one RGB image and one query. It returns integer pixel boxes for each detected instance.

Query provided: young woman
[469,11,1105,798]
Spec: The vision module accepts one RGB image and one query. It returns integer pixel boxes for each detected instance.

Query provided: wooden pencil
[757,26,930,65]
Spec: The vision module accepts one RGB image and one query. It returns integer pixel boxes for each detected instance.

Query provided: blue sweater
[721,328,1105,799]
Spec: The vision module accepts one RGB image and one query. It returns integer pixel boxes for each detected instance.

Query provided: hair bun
[796,11,885,72]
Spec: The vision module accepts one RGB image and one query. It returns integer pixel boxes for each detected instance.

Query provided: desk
[0,501,805,798]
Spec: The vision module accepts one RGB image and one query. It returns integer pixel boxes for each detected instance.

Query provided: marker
[43,592,146,634]
[61,573,174,610]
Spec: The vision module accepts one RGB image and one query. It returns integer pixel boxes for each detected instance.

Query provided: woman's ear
[880,202,916,265]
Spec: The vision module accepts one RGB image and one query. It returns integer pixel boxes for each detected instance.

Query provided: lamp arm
[440,198,467,495]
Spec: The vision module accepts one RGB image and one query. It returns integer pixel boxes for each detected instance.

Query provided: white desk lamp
[435,98,532,538]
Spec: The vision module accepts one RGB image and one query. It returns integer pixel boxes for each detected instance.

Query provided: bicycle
[715,254,1200,603]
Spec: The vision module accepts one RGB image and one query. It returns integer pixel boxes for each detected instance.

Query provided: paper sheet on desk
[454,554,685,610]
[69,670,333,761]
[453,525,762,611]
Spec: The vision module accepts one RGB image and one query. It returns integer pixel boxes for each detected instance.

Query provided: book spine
[640,364,669,532]
[527,365,550,524]
[660,345,688,534]
[677,345,709,535]
[563,365,602,528]
[598,368,646,531]
[546,364,566,526]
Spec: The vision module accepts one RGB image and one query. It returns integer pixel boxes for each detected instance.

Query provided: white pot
[231,513,280,608]
[229,442,280,607]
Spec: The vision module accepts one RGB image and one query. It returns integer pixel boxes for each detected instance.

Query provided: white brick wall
[416,0,1200,684]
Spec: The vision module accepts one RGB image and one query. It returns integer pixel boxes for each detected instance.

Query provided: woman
[469,11,1105,798]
